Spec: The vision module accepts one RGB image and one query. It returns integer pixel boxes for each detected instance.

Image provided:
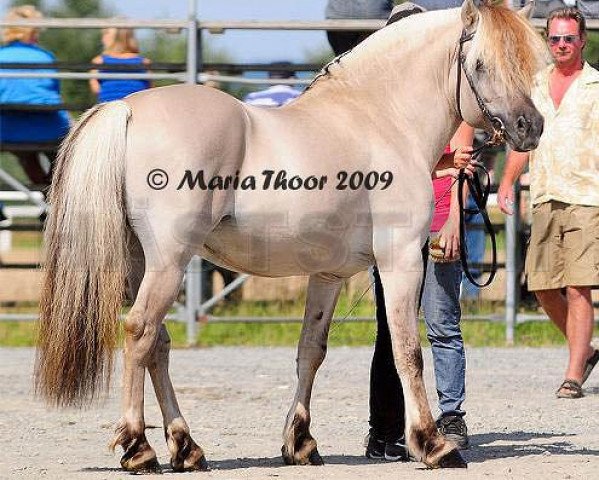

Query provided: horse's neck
[303,11,462,170]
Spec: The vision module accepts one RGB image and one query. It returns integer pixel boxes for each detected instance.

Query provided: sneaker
[364,433,409,461]
[0,206,11,228]
[437,415,470,450]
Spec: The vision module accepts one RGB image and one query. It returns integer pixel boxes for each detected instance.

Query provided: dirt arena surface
[1,346,598,479]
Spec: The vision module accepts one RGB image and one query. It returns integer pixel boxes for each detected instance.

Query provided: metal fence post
[184,0,200,347]
[186,256,203,346]
[505,178,521,346]
[187,0,199,85]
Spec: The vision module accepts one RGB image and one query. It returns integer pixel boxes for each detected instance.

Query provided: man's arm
[497,150,529,215]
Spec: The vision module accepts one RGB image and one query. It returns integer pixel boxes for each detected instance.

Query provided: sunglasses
[548,34,580,45]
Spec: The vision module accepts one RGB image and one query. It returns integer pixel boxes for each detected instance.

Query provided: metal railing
[2,2,597,344]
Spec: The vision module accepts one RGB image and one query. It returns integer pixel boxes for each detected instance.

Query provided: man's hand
[497,150,530,215]
[497,181,515,215]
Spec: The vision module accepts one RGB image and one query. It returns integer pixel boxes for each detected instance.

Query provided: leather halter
[456,29,506,145]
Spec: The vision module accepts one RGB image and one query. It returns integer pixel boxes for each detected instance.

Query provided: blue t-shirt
[0,41,70,142]
[413,0,463,10]
[243,85,302,107]
[97,55,150,103]
[326,0,393,19]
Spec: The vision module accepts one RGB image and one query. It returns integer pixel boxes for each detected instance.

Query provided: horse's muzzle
[507,111,544,153]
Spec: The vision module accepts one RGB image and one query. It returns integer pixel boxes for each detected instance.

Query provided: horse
[35,0,547,473]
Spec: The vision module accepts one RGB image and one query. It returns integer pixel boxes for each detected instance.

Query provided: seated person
[243,62,302,107]
[0,5,70,186]
[90,27,151,103]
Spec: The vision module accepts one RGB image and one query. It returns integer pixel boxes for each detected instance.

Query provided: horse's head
[455,0,548,151]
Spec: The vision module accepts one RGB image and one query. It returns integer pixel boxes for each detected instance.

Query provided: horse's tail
[35,101,132,407]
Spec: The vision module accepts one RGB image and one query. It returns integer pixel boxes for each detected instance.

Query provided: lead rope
[457,141,498,287]
[454,28,504,288]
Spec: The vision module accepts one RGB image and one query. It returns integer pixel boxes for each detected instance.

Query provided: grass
[3,315,597,349]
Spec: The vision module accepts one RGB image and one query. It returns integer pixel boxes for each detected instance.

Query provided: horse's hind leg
[110,253,189,473]
[282,274,343,466]
[121,236,208,472]
[148,325,209,472]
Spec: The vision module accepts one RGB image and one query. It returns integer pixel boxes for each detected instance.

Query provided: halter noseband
[456,30,505,146]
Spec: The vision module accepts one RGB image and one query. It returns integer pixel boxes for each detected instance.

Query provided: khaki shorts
[525,201,599,291]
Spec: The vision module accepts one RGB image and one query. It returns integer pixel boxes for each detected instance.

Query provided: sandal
[581,349,599,385]
[556,379,584,399]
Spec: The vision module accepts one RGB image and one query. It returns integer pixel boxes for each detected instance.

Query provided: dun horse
[36,0,546,473]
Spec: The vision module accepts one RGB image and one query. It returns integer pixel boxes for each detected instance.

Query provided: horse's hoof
[281,445,294,465]
[121,454,162,474]
[308,448,324,466]
[168,427,210,472]
[170,444,210,472]
[171,454,210,472]
[120,437,162,474]
[438,449,467,469]
[195,455,210,471]
[281,445,324,466]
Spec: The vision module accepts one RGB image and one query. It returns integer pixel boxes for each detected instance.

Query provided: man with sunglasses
[498,7,599,399]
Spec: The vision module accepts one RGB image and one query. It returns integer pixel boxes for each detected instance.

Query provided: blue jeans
[422,258,466,418]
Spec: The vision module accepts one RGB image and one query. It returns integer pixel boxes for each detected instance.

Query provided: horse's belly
[201,221,374,278]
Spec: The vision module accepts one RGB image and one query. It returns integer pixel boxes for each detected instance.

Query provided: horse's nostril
[516,116,529,134]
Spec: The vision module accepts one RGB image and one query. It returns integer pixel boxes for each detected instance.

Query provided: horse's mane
[305,2,548,97]
[465,3,549,95]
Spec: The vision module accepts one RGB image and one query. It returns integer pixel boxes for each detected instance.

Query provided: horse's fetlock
[408,424,439,459]
[166,417,190,437]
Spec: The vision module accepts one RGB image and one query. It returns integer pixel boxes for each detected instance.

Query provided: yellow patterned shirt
[529,62,599,207]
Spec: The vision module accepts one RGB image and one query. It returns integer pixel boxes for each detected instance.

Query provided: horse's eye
[475,60,484,72]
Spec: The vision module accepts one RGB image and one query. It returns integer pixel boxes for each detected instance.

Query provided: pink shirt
[430,145,452,233]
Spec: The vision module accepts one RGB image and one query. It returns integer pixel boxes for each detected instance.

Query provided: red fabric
[430,145,453,232]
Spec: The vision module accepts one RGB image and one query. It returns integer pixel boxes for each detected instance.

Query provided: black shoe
[0,206,11,228]
[437,415,470,450]
[365,433,409,461]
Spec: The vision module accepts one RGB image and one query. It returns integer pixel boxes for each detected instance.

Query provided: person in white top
[243,62,302,107]
[498,6,599,399]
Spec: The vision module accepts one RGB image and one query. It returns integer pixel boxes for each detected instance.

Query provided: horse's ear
[517,1,535,20]
[461,0,480,29]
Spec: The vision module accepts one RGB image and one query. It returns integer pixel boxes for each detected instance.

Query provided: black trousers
[9,149,57,187]
[201,261,241,303]
[369,245,428,442]
[326,31,374,56]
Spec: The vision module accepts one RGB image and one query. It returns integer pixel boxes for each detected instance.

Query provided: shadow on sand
[81,431,599,473]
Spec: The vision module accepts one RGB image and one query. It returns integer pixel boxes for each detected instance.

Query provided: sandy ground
[1,346,598,480]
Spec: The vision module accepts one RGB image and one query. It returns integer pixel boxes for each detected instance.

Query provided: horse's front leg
[110,268,185,473]
[148,324,208,472]
[378,245,466,469]
[282,274,343,465]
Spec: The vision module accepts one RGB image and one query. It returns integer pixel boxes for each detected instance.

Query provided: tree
[143,32,237,94]
[9,0,44,8]
[43,0,112,107]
